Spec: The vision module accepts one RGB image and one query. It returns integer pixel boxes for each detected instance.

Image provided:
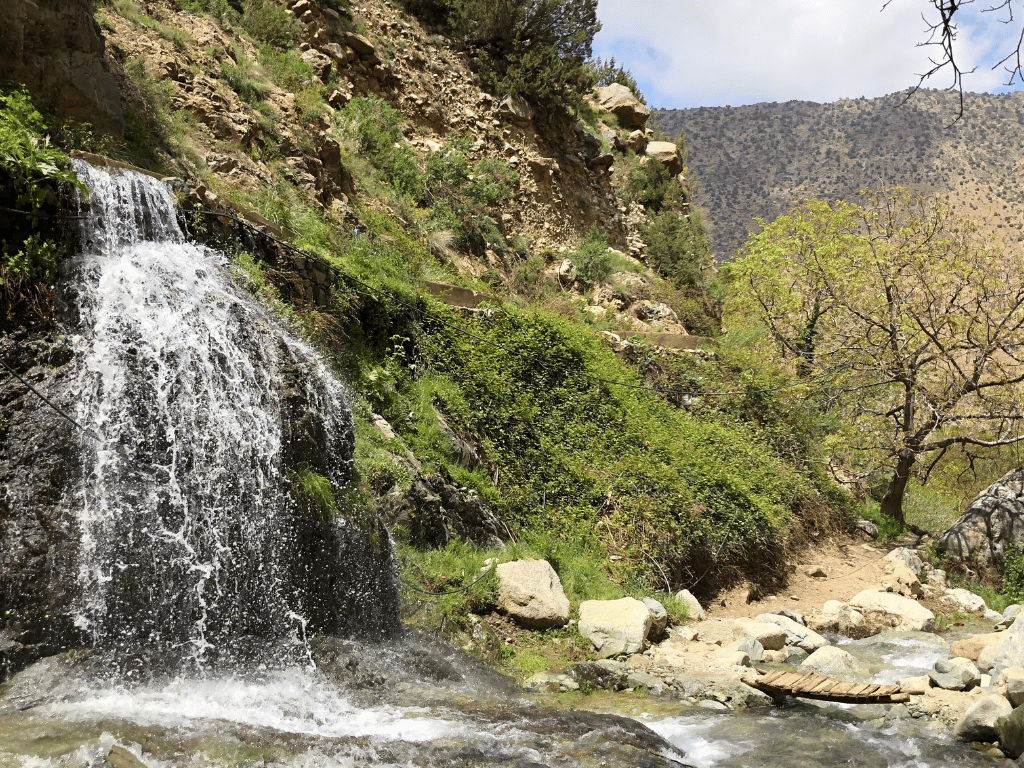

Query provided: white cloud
[593,0,1018,108]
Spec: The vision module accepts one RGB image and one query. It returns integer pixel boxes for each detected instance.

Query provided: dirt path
[707,534,895,621]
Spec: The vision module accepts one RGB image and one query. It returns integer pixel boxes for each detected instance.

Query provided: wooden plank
[757,670,785,685]
[827,681,858,697]
[808,678,840,695]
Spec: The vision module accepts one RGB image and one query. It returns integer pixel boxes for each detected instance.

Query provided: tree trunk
[879,451,916,524]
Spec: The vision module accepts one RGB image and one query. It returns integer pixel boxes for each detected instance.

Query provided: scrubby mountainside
[654,90,1024,260]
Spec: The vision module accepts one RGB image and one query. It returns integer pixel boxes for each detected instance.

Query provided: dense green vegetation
[0,88,82,327]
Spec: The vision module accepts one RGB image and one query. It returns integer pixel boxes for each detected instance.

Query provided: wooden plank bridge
[742,669,909,704]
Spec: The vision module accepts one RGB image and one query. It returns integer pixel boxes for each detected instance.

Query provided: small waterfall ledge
[0,161,399,676]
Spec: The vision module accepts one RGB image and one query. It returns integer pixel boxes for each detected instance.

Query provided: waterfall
[66,161,399,669]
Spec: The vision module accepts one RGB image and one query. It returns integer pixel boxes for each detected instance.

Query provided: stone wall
[0,0,123,135]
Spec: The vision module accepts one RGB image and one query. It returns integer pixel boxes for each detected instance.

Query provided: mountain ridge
[654,89,1024,260]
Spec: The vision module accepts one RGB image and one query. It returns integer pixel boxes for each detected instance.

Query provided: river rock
[951,632,1002,662]
[733,618,787,651]
[524,671,579,693]
[810,600,865,633]
[883,562,923,598]
[755,613,829,652]
[848,590,935,632]
[941,588,988,613]
[997,667,1024,706]
[566,659,628,691]
[926,568,947,587]
[800,646,869,680]
[954,693,1013,741]
[997,705,1024,758]
[578,597,652,658]
[929,657,981,691]
[940,469,1024,564]
[595,83,649,129]
[978,614,1024,672]
[643,597,668,641]
[675,589,706,621]
[106,746,149,768]
[899,675,932,695]
[496,559,570,629]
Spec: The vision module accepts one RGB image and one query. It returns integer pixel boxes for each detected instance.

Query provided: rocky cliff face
[0,0,123,135]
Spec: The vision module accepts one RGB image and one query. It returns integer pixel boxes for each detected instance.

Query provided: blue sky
[593,0,1024,109]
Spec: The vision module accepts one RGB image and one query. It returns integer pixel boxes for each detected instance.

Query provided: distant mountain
[653,90,1024,261]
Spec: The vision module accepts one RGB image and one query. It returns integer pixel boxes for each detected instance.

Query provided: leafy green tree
[727,188,1024,525]
[641,208,711,289]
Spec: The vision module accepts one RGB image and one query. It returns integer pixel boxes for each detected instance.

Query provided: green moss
[289,468,337,522]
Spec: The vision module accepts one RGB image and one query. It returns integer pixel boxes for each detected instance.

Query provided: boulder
[884,547,924,574]
[495,559,570,629]
[800,646,869,680]
[941,588,988,613]
[950,632,1002,663]
[595,84,650,129]
[997,704,1024,759]
[300,49,332,81]
[997,667,1024,707]
[524,671,579,693]
[675,589,706,621]
[978,613,1024,672]
[899,675,932,695]
[883,563,923,598]
[940,469,1024,564]
[754,613,829,652]
[566,660,628,691]
[643,142,684,175]
[929,658,981,691]
[643,597,668,641]
[953,693,1012,741]
[816,600,864,632]
[557,259,577,283]
[732,618,787,651]
[627,130,647,153]
[497,95,533,126]
[578,597,653,658]
[848,590,935,632]
[345,32,377,56]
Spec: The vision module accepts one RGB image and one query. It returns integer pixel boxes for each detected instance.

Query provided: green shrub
[221,54,270,104]
[241,0,300,49]
[641,209,711,289]
[624,159,683,213]
[1003,546,1024,605]
[574,225,612,288]
[258,44,317,91]
[586,56,645,104]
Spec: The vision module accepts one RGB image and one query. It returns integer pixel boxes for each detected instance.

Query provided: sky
[592,0,1024,109]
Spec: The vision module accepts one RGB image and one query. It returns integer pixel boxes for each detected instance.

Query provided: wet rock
[848,590,935,632]
[106,745,149,768]
[997,704,1024,758]
[496,559,570,629]
[755,613,829,652]
[929,658,981,691]
[524,671,579,693]
[566,659,628,691]
[954,693,1012,741]
[800,646,869,680]
[578,597,653,658]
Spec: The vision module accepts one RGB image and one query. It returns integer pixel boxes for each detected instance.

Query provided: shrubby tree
[728,188,1024,523]
[403,0,600,109]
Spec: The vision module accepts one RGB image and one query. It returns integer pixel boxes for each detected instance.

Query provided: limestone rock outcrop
[644,142,685,175]
[0,0,123,134]
[940,470,1024,564]
[594,84,649,129]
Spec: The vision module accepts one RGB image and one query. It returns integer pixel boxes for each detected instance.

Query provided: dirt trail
[707,534,895,621]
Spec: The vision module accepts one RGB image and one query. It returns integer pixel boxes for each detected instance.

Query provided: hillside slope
[654,90,1024,260]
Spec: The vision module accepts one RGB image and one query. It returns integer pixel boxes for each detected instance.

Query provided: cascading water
[65,161,399,668]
